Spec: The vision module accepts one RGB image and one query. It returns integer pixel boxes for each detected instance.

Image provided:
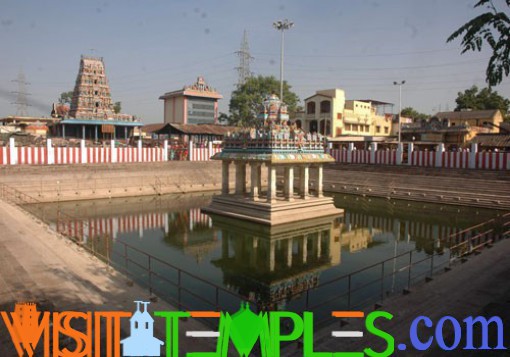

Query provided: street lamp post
[393,80,405,144]
[273,19,294,102]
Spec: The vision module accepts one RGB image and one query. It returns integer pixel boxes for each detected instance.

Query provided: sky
[1,0,509,124]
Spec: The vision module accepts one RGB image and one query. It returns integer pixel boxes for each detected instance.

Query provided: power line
[11,69,31,116]
[235,30,253,88]
[252,47,459,59]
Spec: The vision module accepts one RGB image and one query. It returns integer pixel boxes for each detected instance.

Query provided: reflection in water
[27,193,504,321]
[210,215,342,311]
[164,210,219,263]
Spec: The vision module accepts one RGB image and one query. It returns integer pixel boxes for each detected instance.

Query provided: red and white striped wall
[0,147,46,165]
[190,147,222,161]
[410,151,436,167]
[55,147,82,164]
[350,150,371,164]
[54,209,212,241]
[55,212,168,240]
[329,147,509,171]
[329,149,349,163]
[330,149,397,165]
[374,150,397,165]
[188,208,213,230]
[442,151,470,169]
[475,152,510,170]
[0,146,166,165]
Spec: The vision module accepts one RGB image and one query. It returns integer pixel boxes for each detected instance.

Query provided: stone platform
[203,194,342,225]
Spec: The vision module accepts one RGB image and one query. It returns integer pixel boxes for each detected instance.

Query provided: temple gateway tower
[203,94,342,225]
[69,56,117,119]
[56,55,141,140]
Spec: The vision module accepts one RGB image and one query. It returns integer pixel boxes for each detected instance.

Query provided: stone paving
[0,199,216,355]
[283,237,510,356]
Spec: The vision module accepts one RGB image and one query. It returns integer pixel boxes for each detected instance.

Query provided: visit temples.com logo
[0,300,507,356]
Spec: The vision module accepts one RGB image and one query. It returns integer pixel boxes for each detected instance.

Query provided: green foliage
[454,85,510,113]
[218,112,230,124]
[401,107,429,121]
[113,101,122,114]
[228,75,300,127]
[58,91,73,105]
[447,0,510,86]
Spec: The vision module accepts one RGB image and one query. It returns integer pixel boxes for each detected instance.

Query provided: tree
[454,85,510,113]
[447,0,510,86]
[401,107,429,121]
[218,112,230,124]
[58,91,73,105]
[228,75,300,127]
[113,101,122,114]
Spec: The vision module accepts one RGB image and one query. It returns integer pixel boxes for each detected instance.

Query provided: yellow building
[433,109,504,133]
[297,88,392,138]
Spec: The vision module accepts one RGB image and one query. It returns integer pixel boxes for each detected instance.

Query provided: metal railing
[1,182,509,331]
[52,211,251,318]
[272,212,509,328]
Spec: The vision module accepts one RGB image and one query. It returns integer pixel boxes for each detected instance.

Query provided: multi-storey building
[297,88,393,139]
[159,77,223,125]
[433,109,504,133]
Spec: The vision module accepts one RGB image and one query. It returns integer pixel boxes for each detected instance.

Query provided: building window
[345,124,351,131]
[307,102,316,114]
[353,124,358,132]
[319,120,331,135]
[310,120,318,133]
[384,127,389,134]
[320,100,331,114]
[376,126,381,133]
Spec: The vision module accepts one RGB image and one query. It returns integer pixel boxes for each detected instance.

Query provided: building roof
[433,109,501,120]
[470,134,510,148]
[159,89,223,100]
[355,99,394,106]
[159,77,223,100]
[303,93,333,101]
[142,123,167,134]
[0,116,60,125]
[144,123,238,136]
[327,135,395,142]
[59,119,143,127]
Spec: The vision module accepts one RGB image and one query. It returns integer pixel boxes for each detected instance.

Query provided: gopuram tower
[69,56,124,120]
[203,94,342,225]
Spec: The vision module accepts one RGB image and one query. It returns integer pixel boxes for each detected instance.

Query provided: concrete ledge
[203,195,342,225]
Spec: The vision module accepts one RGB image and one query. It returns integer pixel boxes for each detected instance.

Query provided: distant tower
[12,70,30,116]
[68,56,115,119]
[235,30,253,88]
